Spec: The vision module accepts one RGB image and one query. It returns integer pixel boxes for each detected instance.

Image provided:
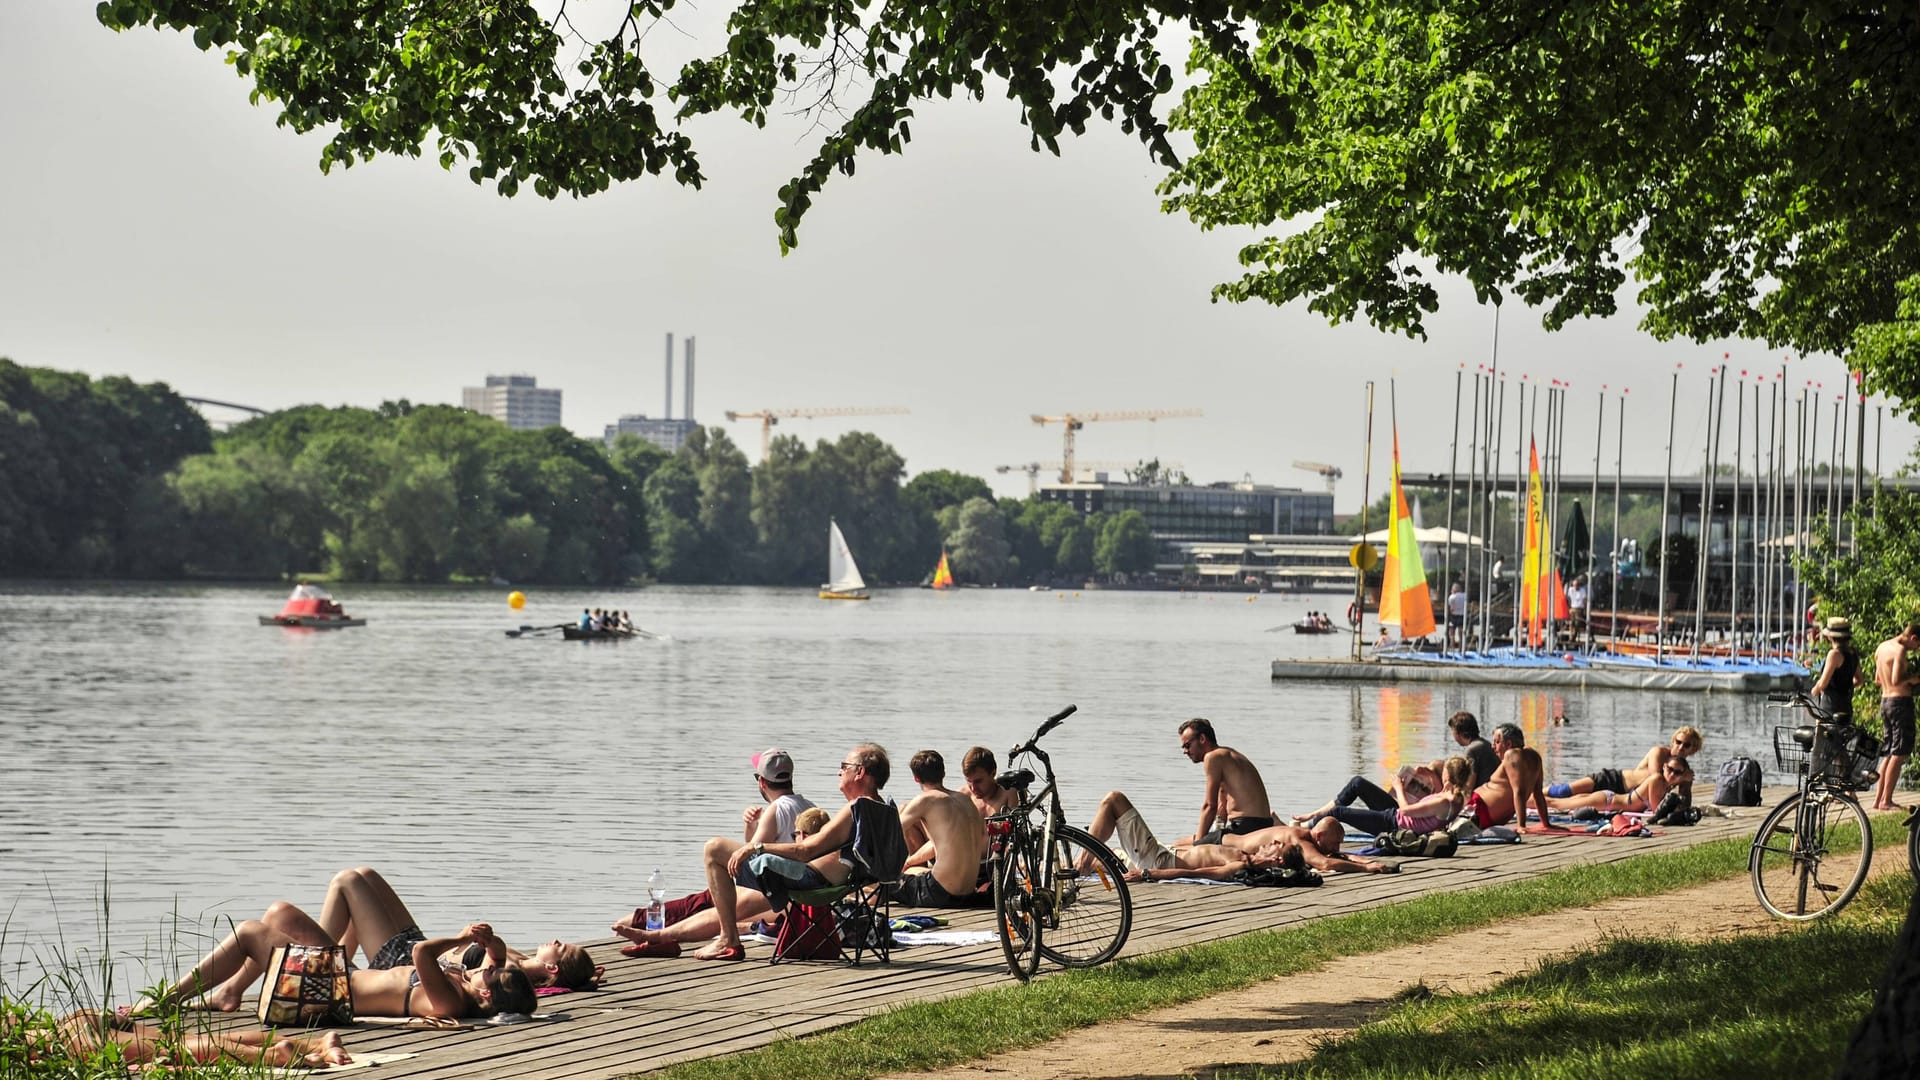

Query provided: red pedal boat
[258,583,366,628]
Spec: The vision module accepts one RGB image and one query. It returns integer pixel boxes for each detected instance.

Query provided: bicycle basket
[1829,726,1882,792]
[1773,726,1811,776]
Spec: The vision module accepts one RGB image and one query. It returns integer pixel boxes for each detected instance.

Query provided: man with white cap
[746,748,817,846]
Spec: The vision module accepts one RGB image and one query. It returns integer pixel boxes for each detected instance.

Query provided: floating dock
[1272,652,1805,692]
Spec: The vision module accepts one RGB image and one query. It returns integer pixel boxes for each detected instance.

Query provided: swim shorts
[1881,697,1916,757]
[370,925,428,970]
[1197,816,1276,846]
[1583,768,1628,794]
[887,871,990,909]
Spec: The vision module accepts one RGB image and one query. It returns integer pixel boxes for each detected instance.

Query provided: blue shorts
[735,853,831,912]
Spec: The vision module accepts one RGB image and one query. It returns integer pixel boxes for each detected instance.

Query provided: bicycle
[986,704,1134,982]
[1749,690,1882,920]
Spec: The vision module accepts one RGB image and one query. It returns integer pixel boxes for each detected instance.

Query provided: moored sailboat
[820,519,871,600]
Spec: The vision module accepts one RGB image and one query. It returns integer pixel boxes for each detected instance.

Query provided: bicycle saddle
[1790,725,1815,748]
[998,768,1036,791]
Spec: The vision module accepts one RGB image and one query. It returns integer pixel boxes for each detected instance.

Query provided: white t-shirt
[1447,590,1468,618]
[1566,583,1589,611]
[768,792,818,843]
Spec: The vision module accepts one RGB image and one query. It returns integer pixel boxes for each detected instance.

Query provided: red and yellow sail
[931,551,954,590]
[1519,439,1569,646]
[1376,428,1436,639]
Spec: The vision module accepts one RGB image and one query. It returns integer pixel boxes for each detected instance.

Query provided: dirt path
[891,848,1908,1080]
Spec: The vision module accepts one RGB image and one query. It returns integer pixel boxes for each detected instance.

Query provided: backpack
[773,902,841,960]
[1232,864,1324,888]
[831,896,892,953]
[1375,829,1428,856]
[1714,757,1763,806]
[1419,832,1458,858]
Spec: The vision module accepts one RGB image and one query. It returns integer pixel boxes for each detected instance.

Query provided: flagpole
[1445,365,1463,651]
[1353,381,1375,662]
[1656,367,1678,664]
[1611,389,1624,655]
[1589,387,1603,654]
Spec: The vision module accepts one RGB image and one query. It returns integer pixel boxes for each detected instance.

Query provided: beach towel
[890,930,999,946]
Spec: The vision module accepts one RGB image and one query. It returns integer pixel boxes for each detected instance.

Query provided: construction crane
[1029,410,1202,483]
[995,460,1183,496]
[1292,460,1344,493]
[724,406,910,460]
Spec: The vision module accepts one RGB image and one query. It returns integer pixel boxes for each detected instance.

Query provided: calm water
[0,582,1787,997]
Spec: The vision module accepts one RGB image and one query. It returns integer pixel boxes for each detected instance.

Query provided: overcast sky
[3,3,1908,505]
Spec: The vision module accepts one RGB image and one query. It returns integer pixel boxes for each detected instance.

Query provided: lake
[0,581,1788,999]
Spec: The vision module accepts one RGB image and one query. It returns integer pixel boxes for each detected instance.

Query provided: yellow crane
[994,460,1184,496]
[724,406,910,460]
[1291,460,1344,493]
[1030,410,1202,483]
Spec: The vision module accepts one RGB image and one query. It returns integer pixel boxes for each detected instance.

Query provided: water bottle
[645,868,666,931]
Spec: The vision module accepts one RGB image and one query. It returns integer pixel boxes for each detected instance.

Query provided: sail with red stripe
[1519,439,1568,645]
[931,551,954,590]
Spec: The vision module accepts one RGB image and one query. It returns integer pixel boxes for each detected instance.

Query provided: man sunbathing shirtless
[18,1011,350,1070]
[1457,723,1558,831]
[1086,792,1395,881]
[1548,758,1692,815]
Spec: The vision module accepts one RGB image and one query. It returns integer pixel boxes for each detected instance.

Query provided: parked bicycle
[1749,690,1883,920]
[987,704,1133,982]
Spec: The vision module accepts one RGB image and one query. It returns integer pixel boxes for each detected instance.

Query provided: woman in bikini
[1547,757,1693,815]
[137,903,535,1022]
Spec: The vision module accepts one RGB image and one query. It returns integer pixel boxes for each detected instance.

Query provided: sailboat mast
[1731,374,1744,659]
[1656,368,1678,664]
[1611,389,1624,655]
[1444,365,1463,627]
[1589,388,1603,653]
[1352,382,1376,662]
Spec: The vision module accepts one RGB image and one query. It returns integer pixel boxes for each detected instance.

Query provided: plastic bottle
[645,868,666,931]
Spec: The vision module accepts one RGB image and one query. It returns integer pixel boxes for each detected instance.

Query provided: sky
[2,3,1909,507]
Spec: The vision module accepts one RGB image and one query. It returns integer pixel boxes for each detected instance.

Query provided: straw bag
[256,943,354,1027]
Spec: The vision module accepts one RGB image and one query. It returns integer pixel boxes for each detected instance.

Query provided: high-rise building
[462,375,562,431]
[604,415,698,454]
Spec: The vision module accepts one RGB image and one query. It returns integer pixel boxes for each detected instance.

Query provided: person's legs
[1108,808,1179,872]
[694,836,748,958]
[1327,805,1397,836]
[151,905,333,1013]
[1295,776,1393,822]
[1083,791,1136,846]
[316,867,418,966]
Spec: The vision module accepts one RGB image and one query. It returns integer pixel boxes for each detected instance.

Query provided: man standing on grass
[1871,624,1920,811]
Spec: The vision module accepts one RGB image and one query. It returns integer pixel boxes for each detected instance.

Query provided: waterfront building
[462,375,563,431]
[604,414,699,454]
[1039,476,1334,544]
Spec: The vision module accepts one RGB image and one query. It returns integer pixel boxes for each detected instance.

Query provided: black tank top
[1819,647,1859,717]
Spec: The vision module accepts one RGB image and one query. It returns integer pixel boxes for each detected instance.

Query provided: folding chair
[770,797,906,966]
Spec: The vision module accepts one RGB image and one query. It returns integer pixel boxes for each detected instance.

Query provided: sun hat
[1824,617,1852,639]
[751,748,794,784]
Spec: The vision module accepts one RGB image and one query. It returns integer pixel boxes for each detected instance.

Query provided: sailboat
[821,519,871,600]
[928,551,955,590]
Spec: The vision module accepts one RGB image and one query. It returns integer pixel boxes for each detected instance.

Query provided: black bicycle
[987,704,1133,982]
[1750,690,1882,920]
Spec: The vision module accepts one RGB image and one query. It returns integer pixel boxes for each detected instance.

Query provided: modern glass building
[604,414,699,454]
[1039,478,1334,544]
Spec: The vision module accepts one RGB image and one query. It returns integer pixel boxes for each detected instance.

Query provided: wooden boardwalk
[210,799,1786,1078]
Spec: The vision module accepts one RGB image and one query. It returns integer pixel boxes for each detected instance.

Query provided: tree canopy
[97,2,1920,369]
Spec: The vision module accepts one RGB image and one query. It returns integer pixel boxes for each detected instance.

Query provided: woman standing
[1811,616,1865,720]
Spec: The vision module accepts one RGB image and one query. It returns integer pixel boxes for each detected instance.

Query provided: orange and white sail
[1519,439,1568,645]
[931,551,955,589]
[1376,427,1436,639]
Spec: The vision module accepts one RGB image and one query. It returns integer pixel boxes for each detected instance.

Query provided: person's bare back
[1876,635,1917,698]
[899,786,985,896]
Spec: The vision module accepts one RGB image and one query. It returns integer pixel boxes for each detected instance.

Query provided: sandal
[619,939,682,958]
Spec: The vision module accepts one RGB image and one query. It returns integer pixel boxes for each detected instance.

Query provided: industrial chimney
[684,337,696,422]
[663,332,674,420]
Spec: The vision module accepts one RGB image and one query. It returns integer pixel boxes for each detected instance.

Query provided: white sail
[826,519,867,593]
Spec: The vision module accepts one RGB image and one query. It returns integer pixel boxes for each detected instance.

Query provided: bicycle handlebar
[1010,704,1077,760]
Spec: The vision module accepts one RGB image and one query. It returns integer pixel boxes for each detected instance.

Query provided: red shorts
[1464,792,1498,829]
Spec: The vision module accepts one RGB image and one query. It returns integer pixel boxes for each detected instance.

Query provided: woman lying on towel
[1295,756,1473,838]
[133,906,536,1022]
[1546,757,1693,815]
[195,866,599,1012]
[10,1010,351,1069]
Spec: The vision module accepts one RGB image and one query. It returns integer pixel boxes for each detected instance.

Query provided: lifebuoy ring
[1346,601,1360,625]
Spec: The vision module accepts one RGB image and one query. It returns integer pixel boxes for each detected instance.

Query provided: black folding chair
[770,798,905,966]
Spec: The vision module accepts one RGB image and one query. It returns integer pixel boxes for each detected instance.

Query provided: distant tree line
[0,361,1159,586]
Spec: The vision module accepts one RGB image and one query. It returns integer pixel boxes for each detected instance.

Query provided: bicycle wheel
[992,838,1042,982]
[1750,789,1873,920]
[1038,824,1133,968]
[1906,809,1920,885]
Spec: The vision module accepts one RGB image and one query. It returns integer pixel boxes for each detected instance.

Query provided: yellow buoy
[507,591,526,610]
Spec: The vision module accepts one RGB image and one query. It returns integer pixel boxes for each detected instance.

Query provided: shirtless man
[1455,723,1557,833]
[1086,792,1395,880]
[1547,758,1692,815]
[889,750,989,908]
[1172,718,1274,845]
[1548,726,1703,799]
[962,746,1021,819]
[1872,624,1920,810]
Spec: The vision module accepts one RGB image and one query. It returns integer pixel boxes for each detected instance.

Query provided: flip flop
[691,943,745,962]
[619,939,681,958]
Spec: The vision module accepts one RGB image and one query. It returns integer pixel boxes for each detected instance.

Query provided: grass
[642,814,1908,1080]
[1225,873,1914,1079]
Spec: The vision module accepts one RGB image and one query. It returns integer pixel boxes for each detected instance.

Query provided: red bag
[773,902,840,961]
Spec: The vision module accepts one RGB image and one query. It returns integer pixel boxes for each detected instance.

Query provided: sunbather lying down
[7,1010,350,1069]
[1085,791,1398,881]
[1546,758,1693,815]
